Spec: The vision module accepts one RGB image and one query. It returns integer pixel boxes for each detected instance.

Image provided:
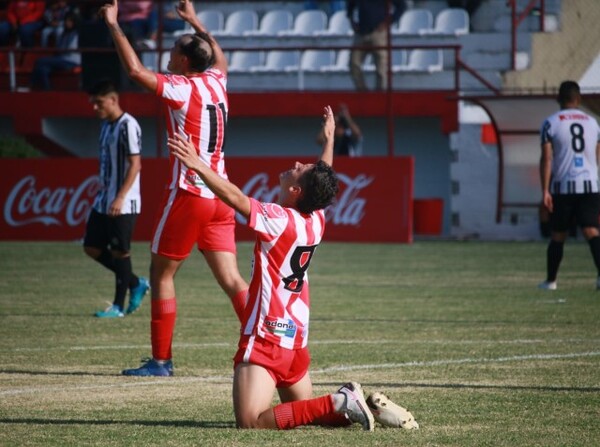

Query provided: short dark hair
[296,160,339,214]
[178,32,216,72]
[557,80,580,105]
[87,79,118,97]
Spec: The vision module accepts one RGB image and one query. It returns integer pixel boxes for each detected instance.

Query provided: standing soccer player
[168,106,375,431]
[99,0,248,376]
[85,80,149,318]
[539,80,600,290]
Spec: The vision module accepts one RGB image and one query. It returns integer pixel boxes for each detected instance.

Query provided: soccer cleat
[95,304,124,318]
[538,280,557,290]
[366,392,419,429]
[126,277,150,314]
[122,358,173,377]
[335,382,374,431]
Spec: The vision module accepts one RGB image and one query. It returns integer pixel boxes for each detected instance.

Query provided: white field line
[6,338,600,353]
[2,351,600,397]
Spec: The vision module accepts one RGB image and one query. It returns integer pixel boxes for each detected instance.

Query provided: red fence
[0,157,414,243]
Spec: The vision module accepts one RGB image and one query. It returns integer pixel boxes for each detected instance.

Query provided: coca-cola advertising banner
[0,157,414,243]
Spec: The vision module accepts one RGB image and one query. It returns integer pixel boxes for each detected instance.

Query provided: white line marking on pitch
[2,351,599,396]
[6,338,600,352]
[311,351,600,373]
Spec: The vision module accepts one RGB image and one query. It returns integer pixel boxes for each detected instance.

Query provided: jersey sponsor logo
[4,175,100,227]
[264,317,297,338]
[574,157,583,168]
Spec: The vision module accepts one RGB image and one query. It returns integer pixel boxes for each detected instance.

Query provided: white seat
[391,49,409,72]
[244,10,293,36]
[395,49,443,72]
[159,51,170,73]
[320,49,351,72]
[228,50,263,72]
[249,50,300,72]
[196,10,224,33]
[212,10,258,36]
[420,8,469,36]
[294,50,335,72]
[393,9,433,35]
[278,10,328,36]
[314,10,352,36]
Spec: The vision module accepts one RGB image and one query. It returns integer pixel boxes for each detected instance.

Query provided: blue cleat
[126,277,150,314]
[122,358,173,377]
[95,304,124,318]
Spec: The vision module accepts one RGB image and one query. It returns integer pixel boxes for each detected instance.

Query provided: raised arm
[99,0,158,92]
[175,0,228,74]
[168,134,251,218]
[320,106,335,167]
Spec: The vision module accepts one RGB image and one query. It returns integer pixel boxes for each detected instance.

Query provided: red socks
[273,395,348,429]
[151,298,176,361]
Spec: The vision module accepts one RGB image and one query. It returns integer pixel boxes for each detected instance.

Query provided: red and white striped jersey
[155,69,229,199]
[242,198,326,350]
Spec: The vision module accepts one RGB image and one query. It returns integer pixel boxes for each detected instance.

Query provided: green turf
[0,240,599,446]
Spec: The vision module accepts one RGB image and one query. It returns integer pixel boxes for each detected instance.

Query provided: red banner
[0,157,413,242]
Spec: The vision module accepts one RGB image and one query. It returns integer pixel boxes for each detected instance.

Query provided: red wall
[0,157,414,243]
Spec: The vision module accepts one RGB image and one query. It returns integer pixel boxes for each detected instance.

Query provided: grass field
[1,240,599,446]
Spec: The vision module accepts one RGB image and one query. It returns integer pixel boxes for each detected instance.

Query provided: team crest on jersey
[261,202,286,219]
[264,317,297,338]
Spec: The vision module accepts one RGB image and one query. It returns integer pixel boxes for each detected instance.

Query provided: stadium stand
[393,9,434,35]
[313,9,352,36]
[212,9,258,37]
[420,8,470,36]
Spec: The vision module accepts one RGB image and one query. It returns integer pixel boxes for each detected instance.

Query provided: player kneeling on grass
[168,106,378,430]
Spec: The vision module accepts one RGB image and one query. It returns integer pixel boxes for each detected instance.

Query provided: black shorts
[83,209,138,252]
[550,193,600,232]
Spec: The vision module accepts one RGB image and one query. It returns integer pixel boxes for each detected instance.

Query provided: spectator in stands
[317,103,362,157]
[31,10,80,90]
[447,0,483,19]
[118,0,153,46]
[149,1,186,42]
[304,1,346,14]
[40,0,71,47]
[347,0,406,91]
[0,0,45,47]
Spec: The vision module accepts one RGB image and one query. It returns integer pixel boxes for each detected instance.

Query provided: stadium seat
[314,10,352,36]
[228,50,263,72]
[391,49,409,72]
[212,10,258,36]
[320,49,351,72]
[420,8,469,36]
[393,9,434,35]
[196,10,225,33]
[396,49,443,72]
[278,10,328,36]
[244,10,293,36]
[294,50,336,72]
[249,50,300,72]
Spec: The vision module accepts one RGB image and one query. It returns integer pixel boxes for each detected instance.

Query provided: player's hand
[99,0,119,26]
[168,134,200,171]
[108,197,123,216]
[543,191,553,213]
[176,0,196,23]
[322,105,335,142]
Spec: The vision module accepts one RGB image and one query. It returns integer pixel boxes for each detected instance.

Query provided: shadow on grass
[317,381,600,393]
[0,369,119,376]
[0,418,236,428]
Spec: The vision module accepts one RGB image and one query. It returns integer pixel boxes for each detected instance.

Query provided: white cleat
[366,392,419,429]
[335,382,375,431]
[538,280,557,290]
